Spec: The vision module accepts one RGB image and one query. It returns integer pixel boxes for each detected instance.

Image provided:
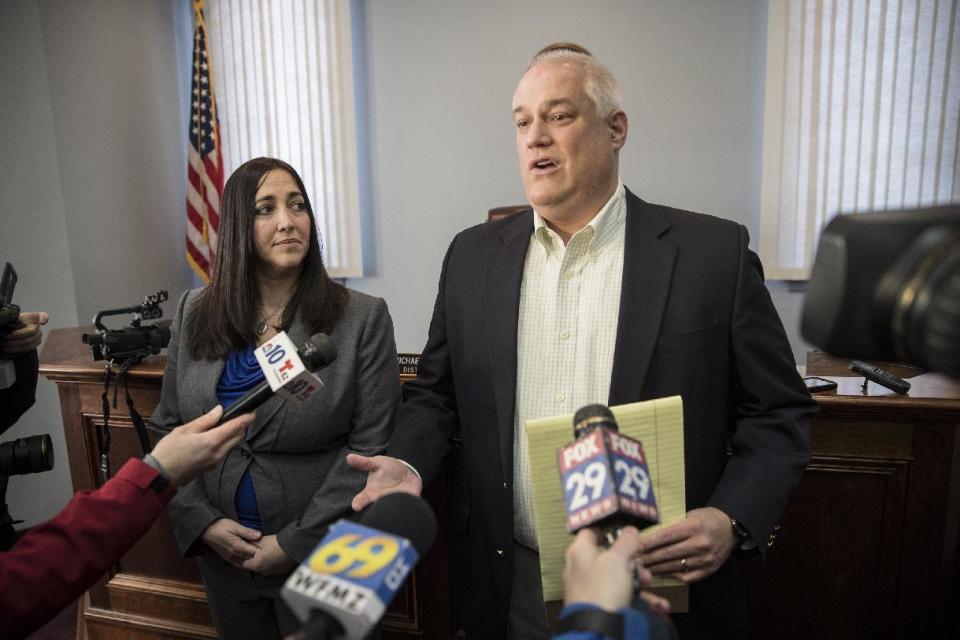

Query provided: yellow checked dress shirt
[513,183,627,549]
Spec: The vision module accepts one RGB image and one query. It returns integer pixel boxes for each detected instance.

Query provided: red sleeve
[0,458,177,638]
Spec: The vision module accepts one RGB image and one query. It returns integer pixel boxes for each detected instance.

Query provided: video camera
[0,262,55,549]
[82,291,171,365]
[80,291,172,482]
[801,205,959,378]
[0,433,54,551]
[0,435,53,477]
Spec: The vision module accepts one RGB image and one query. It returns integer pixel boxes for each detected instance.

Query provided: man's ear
[609,111,628,150]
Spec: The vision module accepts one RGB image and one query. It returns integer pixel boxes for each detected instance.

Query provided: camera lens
[0,434,55,476]
[875,227,960,378]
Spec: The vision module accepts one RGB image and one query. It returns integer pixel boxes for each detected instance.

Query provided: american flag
[185,0,223,283]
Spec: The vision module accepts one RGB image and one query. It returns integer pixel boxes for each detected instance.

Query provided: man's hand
[150,405,253,486]
[201,518,263,567]
[241,534,296,575]
[346,453,423,511]
[638,507,737,583]
[1,311,48,355]
[563,526,654,611]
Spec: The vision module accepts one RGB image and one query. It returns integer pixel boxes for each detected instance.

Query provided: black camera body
[0,263,20,338]
[0,261,51,453]
[83,324,171,363]
[802,206,960,378]
[0,262,56,550]
[82,291,171,364]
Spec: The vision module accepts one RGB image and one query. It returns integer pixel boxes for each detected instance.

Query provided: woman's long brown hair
[186,157,347,359]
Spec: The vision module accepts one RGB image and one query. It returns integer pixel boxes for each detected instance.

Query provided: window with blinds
[759,0,960,279]
[205,0,363,277]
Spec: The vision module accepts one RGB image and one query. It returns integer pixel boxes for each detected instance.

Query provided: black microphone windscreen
[357,493,437,557]
[573,403,618,437]
[298,333,337,372]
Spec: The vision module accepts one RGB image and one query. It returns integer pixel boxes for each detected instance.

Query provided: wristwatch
[555,609,624,640]
[142,453,172,494]
[730,518,755,549]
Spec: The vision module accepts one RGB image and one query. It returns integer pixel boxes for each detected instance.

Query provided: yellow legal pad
[525,396,687,602]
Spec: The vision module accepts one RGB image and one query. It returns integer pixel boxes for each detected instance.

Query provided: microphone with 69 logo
[282,493,436,639]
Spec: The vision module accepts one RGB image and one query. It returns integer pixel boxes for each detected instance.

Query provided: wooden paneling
[747,357,960,639]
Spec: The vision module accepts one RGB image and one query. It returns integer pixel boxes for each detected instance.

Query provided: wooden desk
[747,353,960,639]
[39,329,454,640]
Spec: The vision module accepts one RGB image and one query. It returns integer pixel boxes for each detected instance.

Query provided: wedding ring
[630,557,642,593]
[680,557,688,571]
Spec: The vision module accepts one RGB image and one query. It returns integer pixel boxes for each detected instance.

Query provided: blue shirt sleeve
[553,602,650,640]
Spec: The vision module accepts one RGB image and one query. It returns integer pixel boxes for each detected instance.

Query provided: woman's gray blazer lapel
[177,351,222,420]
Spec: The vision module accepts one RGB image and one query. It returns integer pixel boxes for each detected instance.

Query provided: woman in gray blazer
[149,157,400,639]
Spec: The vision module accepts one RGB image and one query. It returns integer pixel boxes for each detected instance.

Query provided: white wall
[0,0,78,524]
[37,0,195,324]
[347,0,811,361]
[0,0,193,525]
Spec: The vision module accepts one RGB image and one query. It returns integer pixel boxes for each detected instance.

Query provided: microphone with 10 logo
[218,331,336,424]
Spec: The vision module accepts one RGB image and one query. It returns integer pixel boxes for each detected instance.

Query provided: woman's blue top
[217,345,264,531]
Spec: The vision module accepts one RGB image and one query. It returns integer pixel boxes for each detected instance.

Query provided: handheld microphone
[282,492,437,640]
[219,332,337,424]
[558,404,659,540]
[848,359,911,394]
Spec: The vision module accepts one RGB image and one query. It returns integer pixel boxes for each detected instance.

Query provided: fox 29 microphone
[219,332,337,424]
[282,493,437,640]
[558,404,660,543]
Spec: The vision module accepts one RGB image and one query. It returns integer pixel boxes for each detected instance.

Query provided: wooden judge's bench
[39,331,960,639]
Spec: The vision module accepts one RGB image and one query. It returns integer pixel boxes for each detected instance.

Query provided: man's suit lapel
[484,211,533,482]
[609,191,676,406]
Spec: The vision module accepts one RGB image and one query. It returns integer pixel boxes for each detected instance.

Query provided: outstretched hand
[564,526,653,611]
[151,405,253,486]
[346,453,422,511]
[564,527,671,621]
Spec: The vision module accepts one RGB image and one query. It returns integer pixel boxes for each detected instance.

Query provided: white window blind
[205,0,363,277]
[759,0,960,280]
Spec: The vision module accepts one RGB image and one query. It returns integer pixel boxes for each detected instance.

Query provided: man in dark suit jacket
[350,44,815,639]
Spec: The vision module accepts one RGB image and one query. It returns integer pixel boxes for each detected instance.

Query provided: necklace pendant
[256,321,268,336]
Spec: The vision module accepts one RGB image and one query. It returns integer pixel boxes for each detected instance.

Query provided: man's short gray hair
[527,43,623,119]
